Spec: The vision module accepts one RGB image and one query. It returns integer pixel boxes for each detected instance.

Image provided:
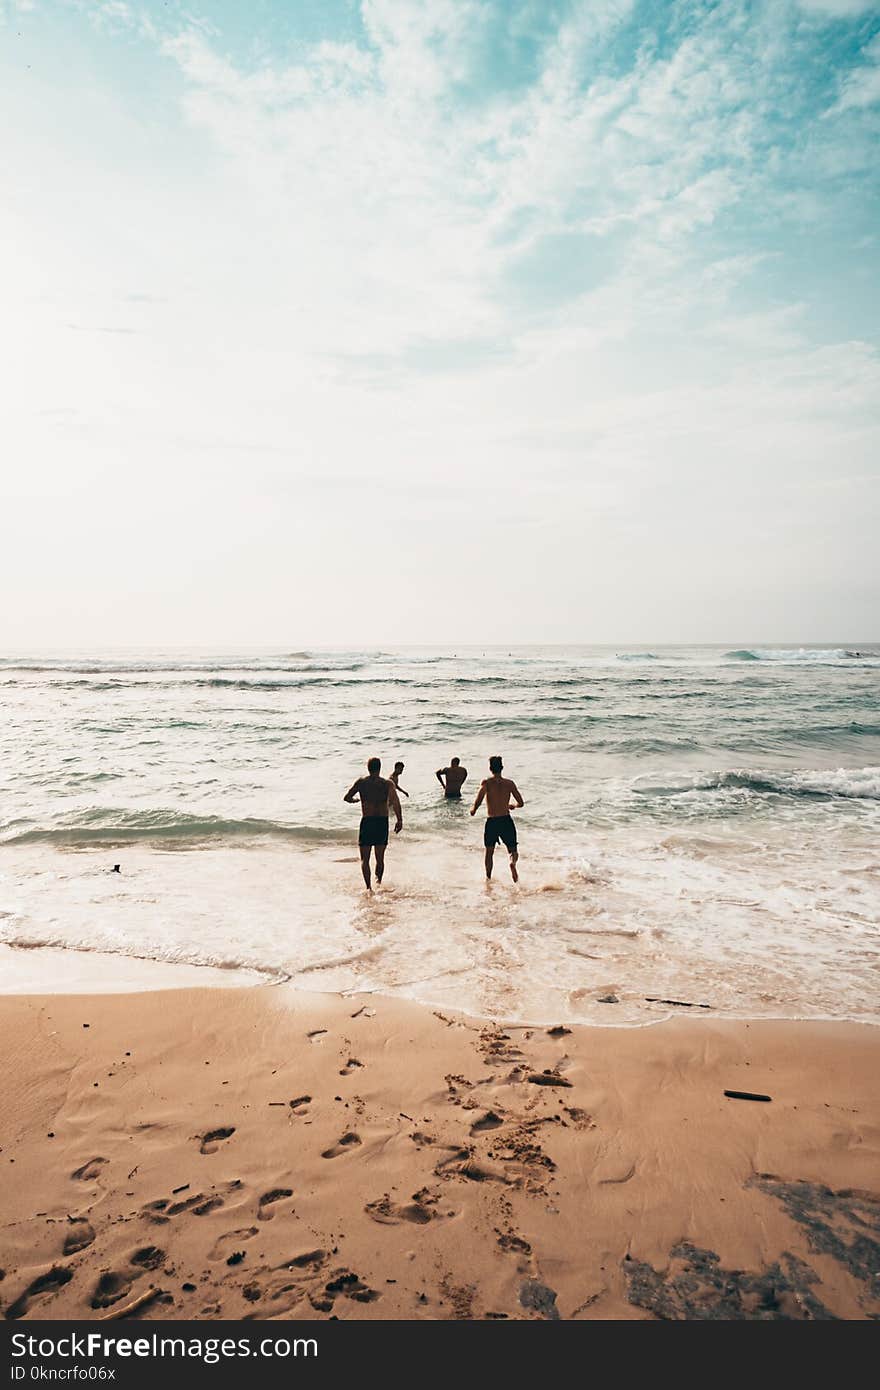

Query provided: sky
[1,0,878,646]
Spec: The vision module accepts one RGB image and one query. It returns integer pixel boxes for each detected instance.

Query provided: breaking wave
[0,810,351,848]
[633,767,880,802]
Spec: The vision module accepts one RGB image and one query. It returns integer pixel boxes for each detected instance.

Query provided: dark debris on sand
[623,1241,835,1319]
[749,1175,880,1302]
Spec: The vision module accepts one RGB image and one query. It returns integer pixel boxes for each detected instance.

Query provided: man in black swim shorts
[344,756,403,890]
[470,755,525,882]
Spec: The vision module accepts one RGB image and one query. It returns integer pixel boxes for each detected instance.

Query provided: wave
[0,934,289,982]
[782,721,880,744]
[0,809,353,848]
[3,673,558,694]
[616,652,657,661]
[723,647,872,664]
[0,660,365,677]
[633,767,880,802]
[594,737,703,754]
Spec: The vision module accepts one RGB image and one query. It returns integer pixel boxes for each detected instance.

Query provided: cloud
[1,0,878,642]
[152,0,779,369]
[827,31,880,111]
[796,0,879,16]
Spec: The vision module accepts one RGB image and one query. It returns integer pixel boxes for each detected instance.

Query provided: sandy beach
[1,983,877,1321]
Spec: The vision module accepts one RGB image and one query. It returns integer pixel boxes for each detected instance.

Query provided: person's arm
[397,784,409,798]
[343,779,361,804]
[509,781,524,809]
[435,768,446,788]
[470,781,486,816]
[388,783,403,833]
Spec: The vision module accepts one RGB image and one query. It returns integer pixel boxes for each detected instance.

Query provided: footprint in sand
[5,1267,73,1321]
[289,1095,311,1115]
[71,1157,108,1182]
[457,1159,511,1185]
[497,1231,532,1255]
[91,1270,135,1311]
[165,1192,211,1217]
[257,1188,293,1221]
[310,1271,379,1311]
[275,1249,326,1272]
[339,1058,363,1077]
[365,1191,437,1226]
[470,1111,505,1135]
[63,1217,95,1256]
[435,1148,511,1185]
[192,1195,225,1216]
[199,1127,235,1155]
[479,1029,526,1065]
[321,1132,362,1160]
[130,1246,165,1271]
[564,1107,595,1131]
[209,1227,259,1261]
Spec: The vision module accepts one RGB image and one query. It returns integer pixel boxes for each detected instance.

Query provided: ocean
[1,645,878,1024]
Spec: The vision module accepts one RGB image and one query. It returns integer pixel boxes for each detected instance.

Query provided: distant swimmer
[470,755,524,882]
[344,756,403,891]
[436,756,468,799]
[389,761,409,798]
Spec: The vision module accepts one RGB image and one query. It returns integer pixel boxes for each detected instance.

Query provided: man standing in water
[436,756,468,799]
[470,755,524,882]
[344,757,403,890]
[389,761,409,797]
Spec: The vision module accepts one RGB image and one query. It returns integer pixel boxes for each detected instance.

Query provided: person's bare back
[482,775,519,817]
[436,756,467,798]
[353,774,394,817]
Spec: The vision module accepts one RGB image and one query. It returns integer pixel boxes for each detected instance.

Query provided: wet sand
[1,986,877,1321]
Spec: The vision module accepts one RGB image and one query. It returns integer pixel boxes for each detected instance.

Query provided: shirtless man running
[344,757,403,890]
[470,755,524,882]
[436,756,467,799]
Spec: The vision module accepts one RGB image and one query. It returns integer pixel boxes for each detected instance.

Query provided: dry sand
[1,985,877,1321]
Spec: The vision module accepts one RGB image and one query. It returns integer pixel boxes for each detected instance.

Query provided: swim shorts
[359,815,389,847]
[484,814,517,852]
[355,811,386,845]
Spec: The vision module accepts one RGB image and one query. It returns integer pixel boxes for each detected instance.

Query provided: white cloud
[828,31,880,111]
[0,0,878,643]
[796,0,879,16]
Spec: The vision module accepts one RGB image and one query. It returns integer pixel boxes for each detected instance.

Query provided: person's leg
[359,845,372,889]
[484,820,496,879]
[375,844,386,883]
[501,820,519,882]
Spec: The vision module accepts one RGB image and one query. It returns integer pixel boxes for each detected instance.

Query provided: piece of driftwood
[645,997,711,1009]
[99,1286,164,1321]
[724,1089,772,1103]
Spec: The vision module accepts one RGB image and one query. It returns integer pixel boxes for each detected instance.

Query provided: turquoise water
[0,645,878,1022]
